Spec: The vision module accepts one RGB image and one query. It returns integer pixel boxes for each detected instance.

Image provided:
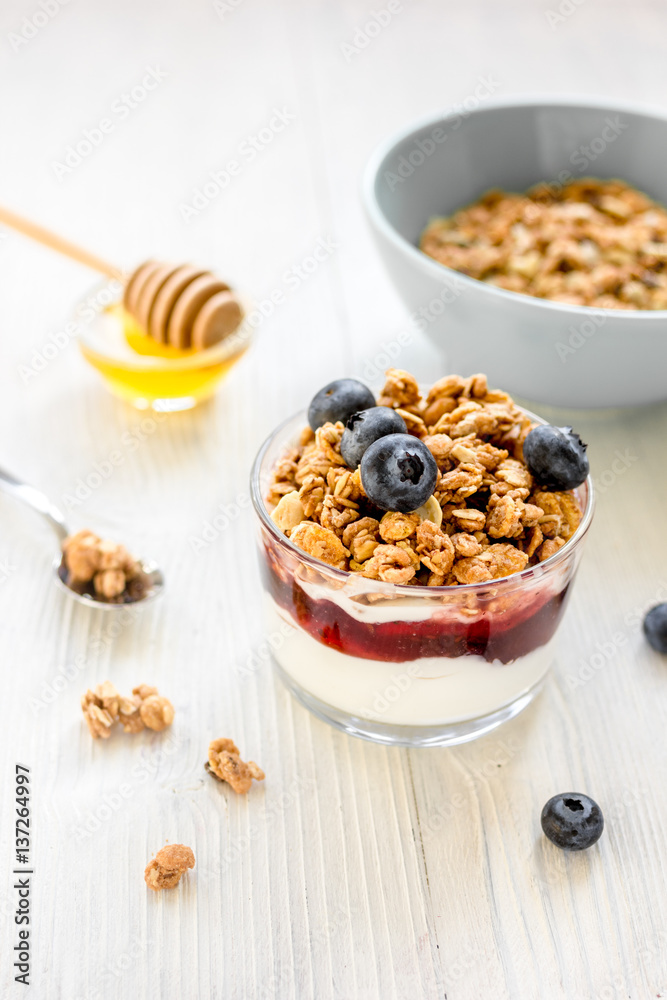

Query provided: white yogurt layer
[265,598,556,726]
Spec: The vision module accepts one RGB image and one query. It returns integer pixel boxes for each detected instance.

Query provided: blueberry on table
[643,603,667,653]
[340,406,408,469]
[523,425,589,491]
[541,793,604,851]
[308,379,375,431]
[360,433,439,513]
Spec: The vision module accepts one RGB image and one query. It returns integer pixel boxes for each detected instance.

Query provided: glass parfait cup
[251,411,594,747]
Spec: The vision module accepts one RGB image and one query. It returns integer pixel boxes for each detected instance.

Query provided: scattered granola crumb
[81,682,174,739]
[267,370,584,584]
[140,695,175,732]
[132,684,159,700]
[144,844,195,891]
[206,738,265,794]
[118,695,144,734]
[420,178,667,309]
[81,682,119,740]
[61,530,150,604]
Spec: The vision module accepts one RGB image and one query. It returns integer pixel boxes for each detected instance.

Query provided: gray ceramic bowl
[363,97,667,409]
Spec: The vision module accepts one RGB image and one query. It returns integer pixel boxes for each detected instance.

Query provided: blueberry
[541,793,604,851]
[308,379,375,431]
[340,407,408,469]
[643,603,667,653]
[523,425,590,491]
[360,433,439,513]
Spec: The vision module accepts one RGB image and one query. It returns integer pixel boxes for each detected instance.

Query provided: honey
[78,303,250,410]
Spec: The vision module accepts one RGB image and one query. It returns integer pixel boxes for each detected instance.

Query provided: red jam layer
[261,555,572,664]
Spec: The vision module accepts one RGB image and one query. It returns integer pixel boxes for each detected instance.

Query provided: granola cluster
[267,370,583,586]
[420,178,667,309]
[62,530,149,602]
[205,738,265,794]
[144,844,195,891]
[81,681,174,739]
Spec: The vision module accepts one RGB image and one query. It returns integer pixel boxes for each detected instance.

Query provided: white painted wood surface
[1,1,667,997]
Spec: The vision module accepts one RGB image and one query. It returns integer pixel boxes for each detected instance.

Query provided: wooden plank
[0,0,666,997]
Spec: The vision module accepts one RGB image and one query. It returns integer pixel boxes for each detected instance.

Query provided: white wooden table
[1,1,667,997]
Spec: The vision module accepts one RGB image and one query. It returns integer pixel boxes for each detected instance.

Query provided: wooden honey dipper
[0,206,245,351]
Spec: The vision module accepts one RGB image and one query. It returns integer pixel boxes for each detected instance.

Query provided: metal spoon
[0,466,164,609]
